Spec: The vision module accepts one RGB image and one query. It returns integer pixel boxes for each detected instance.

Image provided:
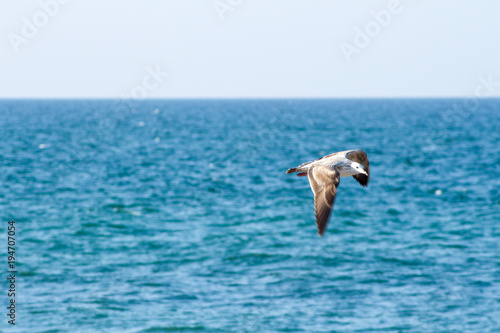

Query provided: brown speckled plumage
[286,149,370,236]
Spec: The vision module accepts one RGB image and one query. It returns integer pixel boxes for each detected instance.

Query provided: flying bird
[286,149,370,236]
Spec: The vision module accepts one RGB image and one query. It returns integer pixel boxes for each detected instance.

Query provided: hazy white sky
[1,0,499,98]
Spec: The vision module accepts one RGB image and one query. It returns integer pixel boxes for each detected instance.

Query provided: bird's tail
[286,161,313,174]
[286,167,300,174]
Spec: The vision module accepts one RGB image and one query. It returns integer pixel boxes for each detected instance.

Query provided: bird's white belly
[330,162,357,177]
[338,169,358,177]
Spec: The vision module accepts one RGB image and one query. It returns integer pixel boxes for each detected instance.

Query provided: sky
[1,0,500,98]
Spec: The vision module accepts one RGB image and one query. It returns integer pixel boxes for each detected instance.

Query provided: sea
[0,98,499,332]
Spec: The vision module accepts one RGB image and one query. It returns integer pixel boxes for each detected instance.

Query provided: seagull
[286,149,370,236]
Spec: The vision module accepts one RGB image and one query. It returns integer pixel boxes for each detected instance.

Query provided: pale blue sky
[1,0,500,98]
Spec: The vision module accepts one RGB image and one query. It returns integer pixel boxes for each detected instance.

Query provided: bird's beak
[361,170,368,176]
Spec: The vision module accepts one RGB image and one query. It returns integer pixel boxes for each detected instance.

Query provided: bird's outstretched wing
[307,165,340,236]
[345,150,370,187]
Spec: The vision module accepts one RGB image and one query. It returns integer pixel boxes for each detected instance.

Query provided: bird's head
[352,162,368,176]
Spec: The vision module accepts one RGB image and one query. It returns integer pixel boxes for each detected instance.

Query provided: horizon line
[1,96,500,101]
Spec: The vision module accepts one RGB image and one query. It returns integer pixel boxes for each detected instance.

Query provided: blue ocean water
[1,98,499,332]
